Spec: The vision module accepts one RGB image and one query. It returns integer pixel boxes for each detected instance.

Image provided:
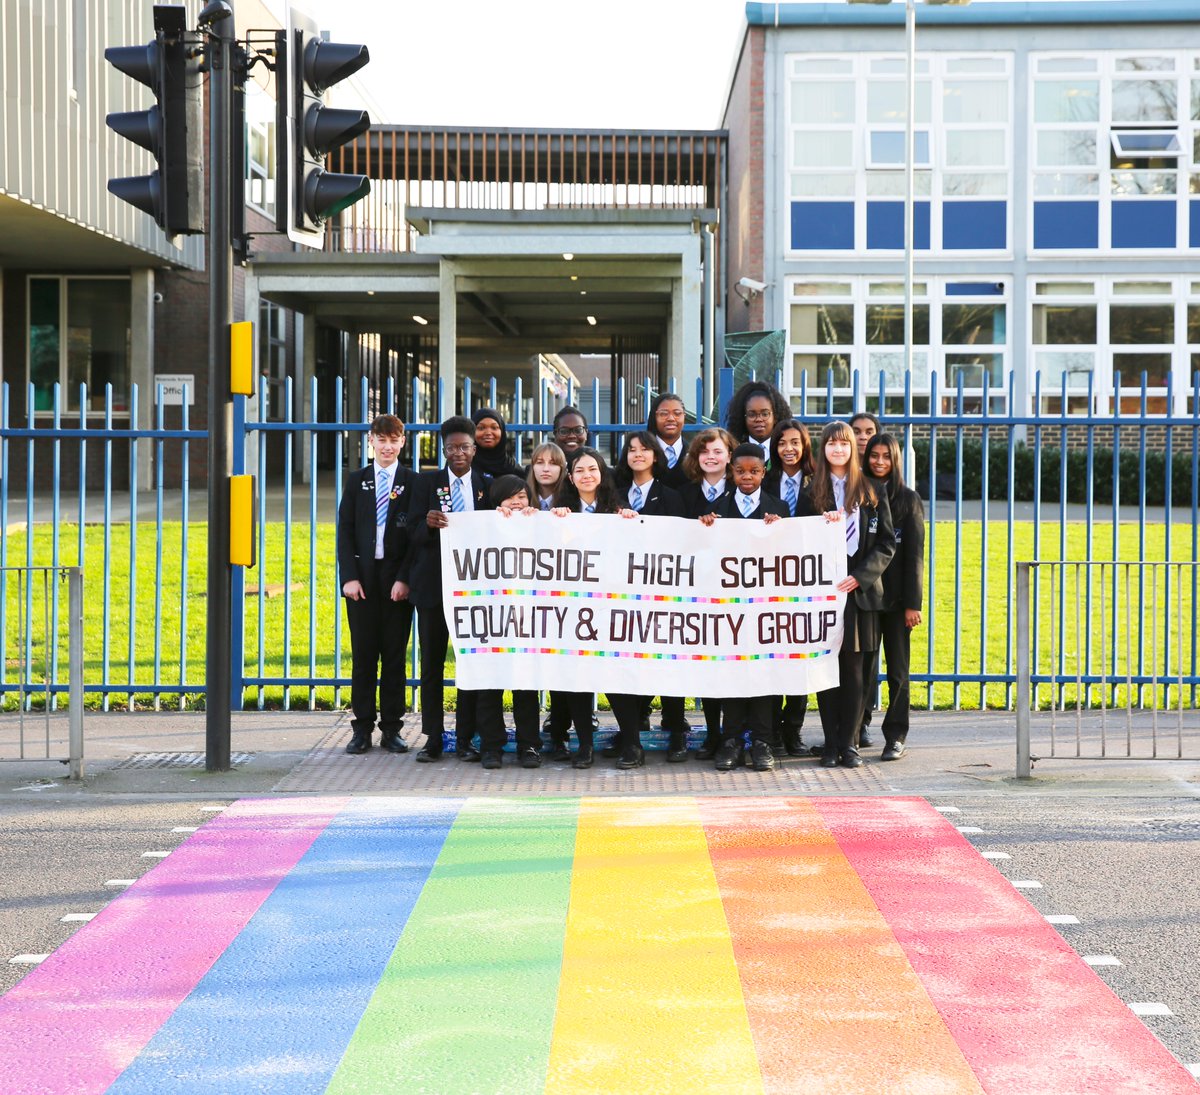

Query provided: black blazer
[622,478,686,518]
[336,462,417,595]
[881,486,925,613]
[797,486,895,612]
[399,468,493,609]
[713,490,790,521]
[679,479,731,519]
[654,444,689,491]
[763,469,807,516]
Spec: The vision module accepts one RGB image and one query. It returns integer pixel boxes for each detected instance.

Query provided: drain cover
[112,752,254,770]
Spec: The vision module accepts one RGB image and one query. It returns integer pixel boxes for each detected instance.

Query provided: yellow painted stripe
[546,797,763,1095]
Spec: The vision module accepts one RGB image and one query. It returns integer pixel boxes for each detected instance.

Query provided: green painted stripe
[326,797,579,1095]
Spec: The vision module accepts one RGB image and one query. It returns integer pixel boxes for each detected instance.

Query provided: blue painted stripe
[747,2,1199,28]
[104,797,463,1095]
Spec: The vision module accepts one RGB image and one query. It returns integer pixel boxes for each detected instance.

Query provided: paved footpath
[0,792,1195,1095]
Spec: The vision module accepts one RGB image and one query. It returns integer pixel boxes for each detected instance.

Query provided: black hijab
[470,407,523,478]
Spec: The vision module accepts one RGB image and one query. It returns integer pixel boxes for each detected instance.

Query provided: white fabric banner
[440,511,846,697]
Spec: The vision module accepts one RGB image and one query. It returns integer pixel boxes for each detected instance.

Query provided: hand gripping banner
[440,512,846,697]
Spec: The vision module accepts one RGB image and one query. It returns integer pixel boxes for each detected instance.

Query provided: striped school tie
[451,478,465,513]
[665,445,678,468]
[705,482,719,502]
[845,508,859,556]
[630,484,643,511]
[376,470,389,526]
[738,492,754,517]
[783,476,797,516]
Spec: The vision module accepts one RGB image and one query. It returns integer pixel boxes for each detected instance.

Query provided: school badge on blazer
[868,515,879,534]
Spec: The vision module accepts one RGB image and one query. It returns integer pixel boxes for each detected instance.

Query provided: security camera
[152,292,164,304]
[738,277,768,294]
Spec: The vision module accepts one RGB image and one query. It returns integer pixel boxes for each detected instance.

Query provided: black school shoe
[881,740,906,761]
[481,751,503,769]
[714,738,745,771]
[519,747,542,769]
[750,741,776,772]
[345,732,371,755]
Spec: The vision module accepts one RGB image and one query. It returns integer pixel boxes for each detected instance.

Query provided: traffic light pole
[205,2,234,772]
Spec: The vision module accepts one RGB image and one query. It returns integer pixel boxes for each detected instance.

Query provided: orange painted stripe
[699,797,984,1095]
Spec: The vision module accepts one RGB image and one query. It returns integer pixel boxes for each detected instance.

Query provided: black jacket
[763,469,808,516]
[336,462,417,595]
[713,490,790,521]
[880,486,924,613]
[621,478,686,518]
[797,486,895,612]
[399,468,493,609]
[679,479,731,519]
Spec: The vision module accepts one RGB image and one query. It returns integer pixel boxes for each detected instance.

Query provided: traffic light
[105,5,203,237]
[275,7,371,247]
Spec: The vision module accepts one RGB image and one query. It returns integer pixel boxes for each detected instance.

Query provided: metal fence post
[68,567,84,780]
[1016,561,1032,779]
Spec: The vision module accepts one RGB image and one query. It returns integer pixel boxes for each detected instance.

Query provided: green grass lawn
[2,520,1196,712]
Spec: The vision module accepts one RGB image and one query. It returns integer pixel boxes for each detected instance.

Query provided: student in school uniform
[612,429,690,761]
[398,415,494,763]
[525,441,568,513]
[850,411,880,463]
[849,410,883,746]
[863,433,924,761]
[471,407,525,479]
[550,447,639,769]
[678,426,737,758]
[763,418,816,757]
[798,421,895,769]
[699,442,790,772]
[551,405,590,456]
[336,414,417,755]
[645,392,689,491]
[724,379,790,465]
[473,475,545,770]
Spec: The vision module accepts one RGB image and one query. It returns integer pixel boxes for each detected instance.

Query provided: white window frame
[1030,50,1198,253]
[785,50,1013,257]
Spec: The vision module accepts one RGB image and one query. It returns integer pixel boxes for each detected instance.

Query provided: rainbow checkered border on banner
[452,587,839,605]
[455,645,834,660]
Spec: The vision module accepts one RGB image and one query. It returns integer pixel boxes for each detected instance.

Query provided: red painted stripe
[817,797,1198,1095]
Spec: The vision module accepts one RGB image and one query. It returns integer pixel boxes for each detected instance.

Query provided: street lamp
[848,0,971,391]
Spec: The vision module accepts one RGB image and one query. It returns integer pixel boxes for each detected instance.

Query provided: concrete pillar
[438,262,457,418]
[130,268,154,488]
[679,235,703,411]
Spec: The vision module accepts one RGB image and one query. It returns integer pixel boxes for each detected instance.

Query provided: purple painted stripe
[0,797,345,1095]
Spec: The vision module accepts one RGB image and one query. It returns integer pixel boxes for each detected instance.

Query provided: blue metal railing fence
[2,368,1198,712]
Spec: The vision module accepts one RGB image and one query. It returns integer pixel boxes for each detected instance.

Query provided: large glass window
[786,50,1011,244]
[28,277,131,413]
[1033,51,1197,240]
[785,278,1009,416]
[244,78,277,217]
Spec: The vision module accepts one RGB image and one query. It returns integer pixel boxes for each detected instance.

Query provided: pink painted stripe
[0,796,346,1095]
[817,798,1198,1095]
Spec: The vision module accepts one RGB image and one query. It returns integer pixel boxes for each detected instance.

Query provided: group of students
[336,380,925,772]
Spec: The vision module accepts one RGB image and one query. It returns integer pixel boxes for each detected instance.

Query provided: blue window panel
[1191,201,1200,248]
[1112,201,1176,248]
[944,202,1006,250]
[791,201,855,250]
[865,202,930,250]
[1033,201,1099,249]
[946,282,1004,296]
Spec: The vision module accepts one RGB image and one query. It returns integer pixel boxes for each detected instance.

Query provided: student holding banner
[700,442,789,772]
[764,418,817,757]
[613,430,689,762]
[799,421,895,769]
[863,433,924,761]
[679,427,737,759]
[401,416,494,763]
[550,447,640,769]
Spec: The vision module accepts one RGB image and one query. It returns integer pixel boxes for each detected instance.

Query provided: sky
[266,0,750,130]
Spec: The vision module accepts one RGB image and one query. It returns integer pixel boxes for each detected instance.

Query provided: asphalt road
[1,789,1197,1077]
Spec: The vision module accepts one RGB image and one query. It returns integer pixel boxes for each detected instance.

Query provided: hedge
[912,438,1199,505]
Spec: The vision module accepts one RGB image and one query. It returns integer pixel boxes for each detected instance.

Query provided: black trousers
[772,694,807,746]
[816,602,878,759]
[879,608,912,744]
[477,688,541,753]
[609,693,644,751]
[416,606,479,749]
[700,698,722,740]
[721,695,773,744]
[546,690,593,742]
[344,567,413,736]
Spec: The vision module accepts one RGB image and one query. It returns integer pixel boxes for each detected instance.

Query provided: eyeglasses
[655,408,685,419]
[555,426,588,437]
[745,409,773,420]
[443,443,475,454]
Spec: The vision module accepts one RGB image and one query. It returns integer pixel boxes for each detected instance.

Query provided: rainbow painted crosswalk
[0,796,1193,1094]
